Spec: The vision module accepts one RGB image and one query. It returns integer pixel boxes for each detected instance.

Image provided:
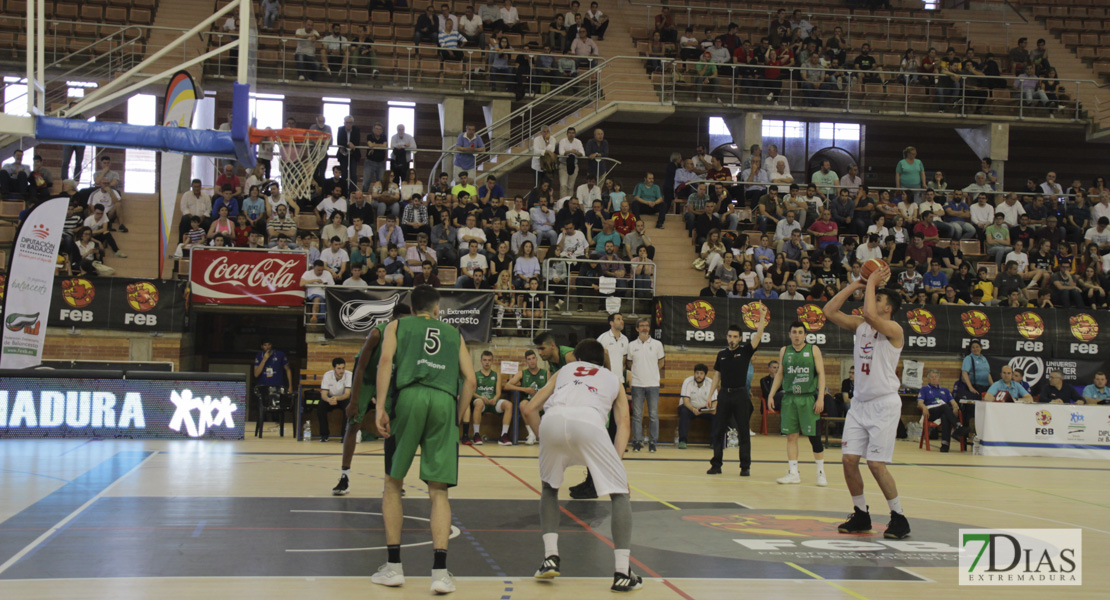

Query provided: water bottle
[304,421,312,441]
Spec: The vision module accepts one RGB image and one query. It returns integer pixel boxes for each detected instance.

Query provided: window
[250,92,284,183]
[3,76,28,117]
[708,116,731,152]
[191,93,217,190]
[125,94,157,193]
[923,1,938,10]
[65,82,98,186]
[762,119,805,139]
[322,97,350,176]
[387,101,416,174]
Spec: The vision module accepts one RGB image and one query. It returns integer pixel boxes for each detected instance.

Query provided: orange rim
[248,127,331,144]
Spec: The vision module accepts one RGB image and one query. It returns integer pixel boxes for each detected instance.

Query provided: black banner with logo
[985,355,1109,398]
[47,278,187,332]
[324,287,494,343]
[656,296,1110,361]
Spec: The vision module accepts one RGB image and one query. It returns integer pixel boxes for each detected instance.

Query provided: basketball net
[251,128,331,201]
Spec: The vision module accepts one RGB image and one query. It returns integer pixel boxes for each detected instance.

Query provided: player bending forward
[766,320,828,486]
[521,339,643,593]
[823,264,911,540]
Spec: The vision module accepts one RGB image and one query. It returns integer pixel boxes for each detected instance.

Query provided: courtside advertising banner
[189,247,307,306]
[48,278,187,332]
[976,401,1110,460]
[0,197,68,369]
[324,287,494,342]
[159,70,198,277]
[0,372,247,440]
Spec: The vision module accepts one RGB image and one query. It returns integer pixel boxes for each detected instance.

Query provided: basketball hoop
[249,127,331,201]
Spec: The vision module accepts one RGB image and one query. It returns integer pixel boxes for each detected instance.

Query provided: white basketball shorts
[840,394,902,463]
[538,407,629,497]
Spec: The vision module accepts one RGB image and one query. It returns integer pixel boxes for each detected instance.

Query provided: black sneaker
[319,436,330,443]
[534,555,561,579]
[332,475,350,496]
[740,468,751,477]
[885,511,911,539]
[940,444,950,453]
[569,481,597,499]
[632,441,642,452]
[648,441,656,453]
[838,507,872,533]
[706,465,722,475]
[611,569,643,592]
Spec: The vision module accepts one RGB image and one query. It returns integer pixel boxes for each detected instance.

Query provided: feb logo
[1069,314,1099,342]
[683,513,846,540]
[1035,410,1052,426]
[850,306,864,317]
[654,300,664,327]
[685,300,715,329]
[125,282,160,312]
[60,278,96,309]
[1015,312,1045,340]
[961,310,991,337]
[741,301,769,330]
[796,304,826,331]
[906,308,937,335]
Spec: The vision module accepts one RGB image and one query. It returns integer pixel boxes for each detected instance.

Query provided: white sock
[614,548,630,576]
[852,494,867,512]
[526,425,535,436]
[472,424,480,435]
[501,424,509,435]
[888,496,903,515]
[543,533,559,557]
[341,467,350,478]
[815,459,825,474]
[788,460,798,474]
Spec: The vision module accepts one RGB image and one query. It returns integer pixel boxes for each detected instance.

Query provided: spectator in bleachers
[301,260,333,323]
[316,185,347,226]
[546,18,566,55]
[266,204,297,247]
[677,364,715,449]
[495,0,523,34]
[376,213,404,249]
[570,27,599,69]
[320,235,350,280]
[1049,261,1084,308]
[557,127,585,197]
[585,2,609,41]
[430,209,457,265]
[630,171,665,226]
[1009,37,1030,75]
[321,211,349,248]
[260,0,280,31]
[487,36,515,91]
[985,212,1013,266]
[294,20,322,81]
[370,172,401,219]
[389,123,417,183]
[1015,64,1049,109]
[437,3,459,33]
[455,240,489,288]
[178,179,212,237]
[456,6,484,48]
[321,24,351,77]
[232,213,253,247]
[207,202,234,241]
[84,204,125,258]
[405,233,437,274]
[242,185,267,230]
[942,191,975,240]
[438,18,465,61]
[995,192,1026,227]
[654,5,677,44]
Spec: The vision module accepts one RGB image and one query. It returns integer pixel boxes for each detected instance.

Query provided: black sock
[432,549,447,570]
[387,544,401,564]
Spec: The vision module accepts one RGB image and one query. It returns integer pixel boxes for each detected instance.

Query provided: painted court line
[785,561,871,600]
[0,451,158,576]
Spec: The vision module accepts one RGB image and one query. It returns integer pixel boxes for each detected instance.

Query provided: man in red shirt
[215,163,242,197]
[807,209,840,259]
[912,210,940,247]
[613,200,636,236]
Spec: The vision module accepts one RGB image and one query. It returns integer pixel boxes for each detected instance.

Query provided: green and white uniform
[520,368,549,397]
[780,343,820,436]
[350,322,388,425]
[388,315,462,486]
[476,369,502,413]
[550,345,574,373]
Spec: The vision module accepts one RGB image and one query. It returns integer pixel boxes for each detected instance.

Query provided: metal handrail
[623,0,1023,25]
[542,255,657,317]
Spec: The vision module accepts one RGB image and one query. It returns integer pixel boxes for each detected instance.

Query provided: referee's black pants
[710,388,752,470]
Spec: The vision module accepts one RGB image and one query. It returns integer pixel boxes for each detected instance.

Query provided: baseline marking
[784,561,871,600]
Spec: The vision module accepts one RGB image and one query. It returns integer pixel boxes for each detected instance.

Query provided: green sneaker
[678,441,687,449]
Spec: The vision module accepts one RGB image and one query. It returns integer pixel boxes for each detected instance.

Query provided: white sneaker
[116,251,128,258]
[525,432,537,445]
[356,430,363,444]
[776,471,802,485]
[816,472,828,487]
[430,569,455,594]
[371,563,405,587]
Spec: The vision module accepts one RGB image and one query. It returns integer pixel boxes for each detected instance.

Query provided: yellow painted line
[629,484,680,510]
[784,561,871,600]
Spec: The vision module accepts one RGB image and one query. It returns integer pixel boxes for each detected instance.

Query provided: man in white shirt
[178,178,212,236]
[557,127,585,198]
[969,192,996,232]
[455,240,489,287]
[774,210,802,242]
[316,190,348,226]
[575,175,603,207]
[1091,193,1110,225]
[597,313,629,383]
[555,221,588,260]
[320,23,350,75]
[531,126,557,184]
[458,5,485,48]
[996,192,1027,227]
[437,4,459,33]
[677,364,715,449]
[319,236,350,280]
[585,1,609,40]
[1040,171,1064,199]
[316,357,353,442]
[343,264,369,287]
[456,214,487,254]
[962,172,993,197]
[855,234,884,262]
[497,0,521,32]
[88,177,123,228]
[627,317,665,453]
[780,280,805,301]
[301,260,335,323]
[839,164,862,195]
[763,144,790,180]
[389,124,418,182]
[294,19,322,81]
[1085,217,1110,252]
[347,216,373,245]
[505,195,531,231]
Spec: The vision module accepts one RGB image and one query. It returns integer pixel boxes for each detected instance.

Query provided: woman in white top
[897,48,920,85]
[866,214,890,241]
[513,240,542,287]
[738,260,759,291]
[794,256,815,294]
[889,215,909,244]
[76,228,102,273]
[701,229,727,274]
[399,170,424,201]
[896,194,919,225]
[631,245,654,298]
[244,164,266,196]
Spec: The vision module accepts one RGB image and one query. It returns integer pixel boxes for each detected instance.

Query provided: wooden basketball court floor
[1,433,1106,600]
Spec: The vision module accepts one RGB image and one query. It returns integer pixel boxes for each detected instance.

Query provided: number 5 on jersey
[424,328,441,355]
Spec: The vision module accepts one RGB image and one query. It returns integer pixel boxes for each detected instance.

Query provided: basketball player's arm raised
[766,347,787,410]
[813,345,826,415]
[823,279,865,331]
[347,328,382,420]
[862,263,904,347]
[375,320,400,437]
[457,339,478,425]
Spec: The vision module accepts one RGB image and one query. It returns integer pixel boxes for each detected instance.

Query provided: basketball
[860,258,890,286]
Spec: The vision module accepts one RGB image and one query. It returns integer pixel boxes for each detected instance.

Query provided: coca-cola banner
[48,278,187,332]
[188,248,308,306]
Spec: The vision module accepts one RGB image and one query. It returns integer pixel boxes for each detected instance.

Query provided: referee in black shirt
[708,312,769,477]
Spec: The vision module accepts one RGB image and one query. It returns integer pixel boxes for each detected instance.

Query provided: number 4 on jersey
[861,362,870,375]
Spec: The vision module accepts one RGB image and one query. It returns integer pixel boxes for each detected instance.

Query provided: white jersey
[544,361,620,424]
[852,322,901,403]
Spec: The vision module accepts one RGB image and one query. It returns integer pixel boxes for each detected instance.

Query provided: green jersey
[782,343,818,396]
[476,369,498,399]
[551,345,574,372]
[520,367,549,396]
[354,322,389,388]
[394,316,461,396]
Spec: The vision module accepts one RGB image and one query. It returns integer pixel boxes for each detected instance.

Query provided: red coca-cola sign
[188,248,308,306]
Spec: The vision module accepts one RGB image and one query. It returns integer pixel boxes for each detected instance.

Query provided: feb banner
[159,70,199,278]
[0,197,68,369]
[189,248,308,306]
[48,278,187,332]
[656,296,1110,360]
[324,287,495,343]
[976,401,1110,459]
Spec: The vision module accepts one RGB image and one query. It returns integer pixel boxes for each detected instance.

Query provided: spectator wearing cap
[677,364,715,449]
